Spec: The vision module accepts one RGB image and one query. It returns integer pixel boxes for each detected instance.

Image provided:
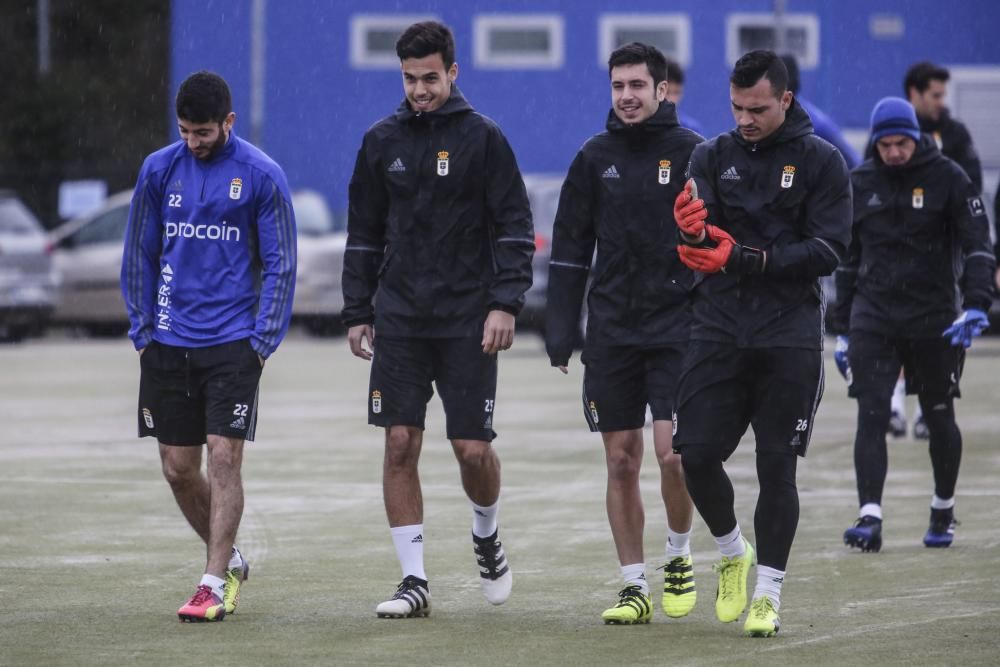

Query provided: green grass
[2,333,999,666]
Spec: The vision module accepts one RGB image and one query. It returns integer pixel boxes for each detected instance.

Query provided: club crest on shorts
[658,160,671,185]
[780,165,795,189]
[588,400,599,424]
[437,151,449,176]
[671,411,678,436]
[229,177,243,200]
[142,407,154,429]
[912,187,924,209]
[371,389,382,414]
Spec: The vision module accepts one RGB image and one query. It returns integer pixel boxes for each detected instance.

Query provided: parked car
[520,174,564,331]
[0,191,59,341]
[49,188,346,336]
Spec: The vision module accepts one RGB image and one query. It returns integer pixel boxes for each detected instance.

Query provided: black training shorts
[581,343,684,432]
[847,331,964,401]
[138,338,263,446]
[368,335,498,441]
[672,341,824,459]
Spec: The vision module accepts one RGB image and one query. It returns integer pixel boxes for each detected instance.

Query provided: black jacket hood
[871,132,940,171]
[605,101,681,134]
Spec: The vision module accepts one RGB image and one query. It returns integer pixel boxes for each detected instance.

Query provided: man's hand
[674,178,709,244]
[348,324,375,360]
[834,335,852,383]
[943,309,989,348]
[677,225,766,274]
[677,225,735,272]
[556,366,568,375]
[482,310,515,354]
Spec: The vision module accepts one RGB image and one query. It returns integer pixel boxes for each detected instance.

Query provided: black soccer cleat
[844,515,883,552]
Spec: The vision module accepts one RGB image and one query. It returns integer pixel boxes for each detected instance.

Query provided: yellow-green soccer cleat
[224,557,250,614]
[744,596,781,637]
[601,585,652,625]
[714,539,756,623]
[660,555,697,618]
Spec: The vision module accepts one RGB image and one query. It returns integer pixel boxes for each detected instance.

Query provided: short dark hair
[779,54,800,94]
[608,42,668,87]
[175,71,232,124]
[730,50,788,96]
[664,58,685,86]
[396,21,455,70]
[904,61,950,95]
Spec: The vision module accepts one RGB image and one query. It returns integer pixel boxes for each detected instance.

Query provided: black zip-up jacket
[864,110,982,193]
[544,103,703,367]
[686,100,852,349]
[342,87,535,337]
[828,134,993,338]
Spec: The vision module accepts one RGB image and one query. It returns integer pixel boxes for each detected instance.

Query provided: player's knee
[160,455,200,486]
[452,440,494,471]
[605,446,642,480]
[679,447,720,479]
[385,429,420,469]
[656,448,683,476]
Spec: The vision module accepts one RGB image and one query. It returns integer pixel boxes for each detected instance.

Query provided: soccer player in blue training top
[546,42,703,625]
[829,97,993,553]
[342,20,534,618]
[672,50,851,637]
[121,71,297,622]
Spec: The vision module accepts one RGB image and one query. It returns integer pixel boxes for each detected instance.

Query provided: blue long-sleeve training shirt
[121,132,297,358]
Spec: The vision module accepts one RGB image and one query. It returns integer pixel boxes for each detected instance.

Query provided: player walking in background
[672,50,851,637]
[546,42,703,626]
[121,71,297,622]
[829,97,993,553]
[342,21,534,618]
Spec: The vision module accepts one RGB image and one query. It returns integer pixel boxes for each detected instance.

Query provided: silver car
[49,189,346,336]
[0,191,59,340]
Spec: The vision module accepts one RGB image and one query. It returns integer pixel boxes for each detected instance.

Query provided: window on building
[598,14,691,68]
[948,66,1000,168]
[350,15,438,69]
[473,14,564,69]
[726,13,819,68]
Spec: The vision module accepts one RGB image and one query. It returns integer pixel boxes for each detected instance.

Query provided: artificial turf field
[2,332,999,666]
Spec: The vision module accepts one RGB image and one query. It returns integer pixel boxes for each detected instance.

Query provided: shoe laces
[713,556,740,598]
[749,596,775,619]
[393,576,426,599]
[658,556,690,578]
[616,585,646,604]
[188,585,216,606]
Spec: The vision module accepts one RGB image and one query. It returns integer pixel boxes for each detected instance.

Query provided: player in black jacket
[545,42,703,625]
[672,51,852,637]
[828,97,993,554]
[342,21,534,618]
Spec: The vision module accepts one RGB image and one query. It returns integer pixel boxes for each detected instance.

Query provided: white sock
[914,402,923,421]
[228,546,244,570]
[665,527,692,558]
[621,562,649,595]
[390,524,427,581]
[754,565,785,610]
[859,503,883,520]
[471,500,499,539]
[931,495,955,510]
[715,525,745,558]
[891,378,906,416]
[200,573,226,600]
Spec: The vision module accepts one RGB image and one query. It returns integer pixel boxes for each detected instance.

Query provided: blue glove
[834,335,852,383]
[942,309,989,348]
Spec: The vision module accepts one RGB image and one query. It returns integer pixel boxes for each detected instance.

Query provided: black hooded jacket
[828,134,993,338]
[685,99,852,349]
[342,87,535,337]
[544,102,703,366]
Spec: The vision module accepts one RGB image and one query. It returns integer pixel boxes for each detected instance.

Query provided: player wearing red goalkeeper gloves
[670,50,852,637]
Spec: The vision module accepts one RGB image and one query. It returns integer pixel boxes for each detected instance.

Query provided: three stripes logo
[720,166,741,181]
[602,165,620,179]
[411,533,423,543]
[387,158,406,173]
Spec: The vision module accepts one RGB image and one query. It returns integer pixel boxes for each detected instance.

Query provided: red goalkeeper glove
[674,178,708,243]
[677,225,767,274]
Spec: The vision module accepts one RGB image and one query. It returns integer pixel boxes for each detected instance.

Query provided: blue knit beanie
[870,97,921,144]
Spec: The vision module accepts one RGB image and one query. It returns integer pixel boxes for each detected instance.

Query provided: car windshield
[0,197,44,236]
[293,192,335,237]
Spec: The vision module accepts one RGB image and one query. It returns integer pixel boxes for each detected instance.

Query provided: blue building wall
[172,0,1000,213]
